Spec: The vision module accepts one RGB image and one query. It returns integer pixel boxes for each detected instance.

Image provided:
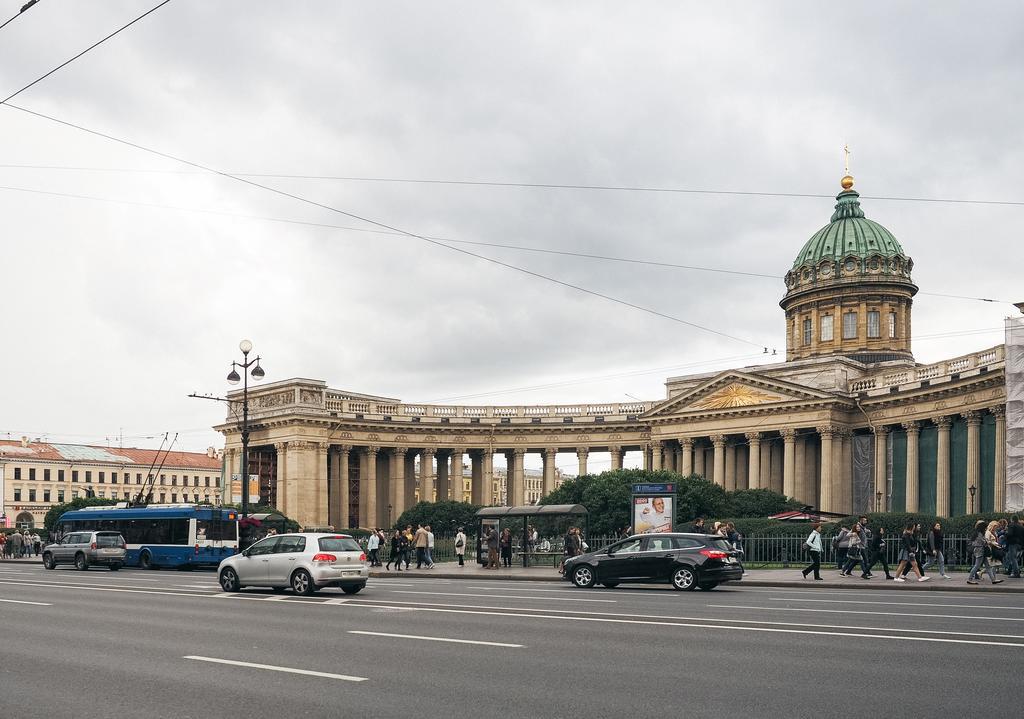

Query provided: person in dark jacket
[865,526,893,580]
[1003,516,1023,578]
[921,522,951,579]
[689,517,707,534]
[385,530,402,571]
[499,528,513,568]
[893,523,929,582]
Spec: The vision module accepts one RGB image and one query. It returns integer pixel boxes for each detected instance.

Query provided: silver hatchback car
[42,531,127,571]
[217,533,368,596]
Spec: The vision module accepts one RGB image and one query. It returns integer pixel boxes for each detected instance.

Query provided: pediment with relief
[644,371,837,418]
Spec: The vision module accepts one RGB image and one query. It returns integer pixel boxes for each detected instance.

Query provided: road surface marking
[183,656,367,682]
[392,590,615,603]
[769,598,1024,610]
[348,630,522,647]
[0,597,52,606]
[717,604,1024,622]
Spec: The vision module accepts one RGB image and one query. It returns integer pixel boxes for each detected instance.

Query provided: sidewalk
[369,561,1024,593]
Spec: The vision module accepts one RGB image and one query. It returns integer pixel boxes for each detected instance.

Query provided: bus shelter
[475,504,588,567]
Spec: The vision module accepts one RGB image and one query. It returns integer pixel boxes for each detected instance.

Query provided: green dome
[791,189,908,270]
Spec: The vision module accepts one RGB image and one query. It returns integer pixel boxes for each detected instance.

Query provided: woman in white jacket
[801,522,823,580]
[454,527,467,567]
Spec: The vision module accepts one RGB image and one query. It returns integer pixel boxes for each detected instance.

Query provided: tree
[726,488,801,518]
[43,497,117,532]
[395,500,482,534]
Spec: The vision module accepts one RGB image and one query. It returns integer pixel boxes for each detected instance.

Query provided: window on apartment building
[13,489,21,501]
[160,474,166,485]
[171,475,177,486]
[171,493,178,503]
[44,468,51,481]
[98,471,105,484]
[111,491,118,499]
[136,473,142,484]
[889,312,897,339]
[204,494,210,503]
[72,470,79,482]
[111,472,117,484]
[28,489,36,502]
[72,490,79,500]
[28,467,36,480]
[820,314,834,341]
[194,476,200,486]
[58,469,64,481]
[842,312,858,339]
[205,477,211,487]
[57,490,65,502]
[867,311,881,338]
[160,493,166,503]
[14,468,21,480]
[43,490,50,502]
[85,471,92,482]
[193,494,200,503]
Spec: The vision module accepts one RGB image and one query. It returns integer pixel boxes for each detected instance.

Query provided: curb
[368,569,1024,593]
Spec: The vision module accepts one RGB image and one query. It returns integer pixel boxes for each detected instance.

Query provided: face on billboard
[634,495,673,533]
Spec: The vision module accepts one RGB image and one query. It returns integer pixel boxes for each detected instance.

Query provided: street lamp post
[227,340,265,518]
[968,484,977,515]
[875,491,883,513]
[387,503,393,529]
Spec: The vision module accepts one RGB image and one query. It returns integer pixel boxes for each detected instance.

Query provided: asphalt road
[1,564,1023,718]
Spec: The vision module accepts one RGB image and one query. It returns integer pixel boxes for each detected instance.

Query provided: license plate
[343,571,358,577]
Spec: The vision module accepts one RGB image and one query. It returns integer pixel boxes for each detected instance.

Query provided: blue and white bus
[55,505,239,569]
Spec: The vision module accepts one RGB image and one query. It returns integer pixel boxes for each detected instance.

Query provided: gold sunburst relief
[690,383,785,410]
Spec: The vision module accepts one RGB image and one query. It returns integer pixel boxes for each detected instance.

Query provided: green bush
[726,488,802,518]
[395,500,482,534]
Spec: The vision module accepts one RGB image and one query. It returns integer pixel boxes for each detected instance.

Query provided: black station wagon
[563,533,742,591]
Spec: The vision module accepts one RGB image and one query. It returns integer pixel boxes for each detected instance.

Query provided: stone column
[337,445,351,529]
[759,441,771,489]
[389,448,407,523]
[840,429,853,514]
[794,435,807,503]
[577,447,589,477]
[466,450,481,505]
[449,449,464,502]
[663,443,675,472]
[404,451,417,508]
[363,446,378,529]
[609,445,623,471]
[818,427,835,513]
[510,448,526,506]
[724,441,737,491]
[964,410,981,512]
[482,450,494,505]
[934,416,952,517]
[316,443,329,526]
[680,438,694,476]
[650,442,663,471]
[543,448,557,496]
[435,450,450,502]
[642,445,652,471]
[993,406,1006,512]
[328,447,341,530]
[769,438,784,494]
[782,429,797,499]
[710,435,726,487]
[273,443,287,516]
[745,433,762,490]
[693,440,705,478]
[903,421,920,512]
[420,449,436,504]
[873,426,888,512]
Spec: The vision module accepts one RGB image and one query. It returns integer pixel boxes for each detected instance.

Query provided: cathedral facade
[217,176,1023,529]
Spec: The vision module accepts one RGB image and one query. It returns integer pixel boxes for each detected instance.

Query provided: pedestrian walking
[500,528,513,568]
[967,520,1003,585]
[833,525,851,570]
[841,522,869,578]
[801,522,823,580]
[985,520,1004,573]
[486,526,500,569]
[454,527,467,567]
[385,530,401,571]
[414,524,429,569]
[1003,516,1023,578]
[425,525,435,568]
[10,531,24,559]
[367,529,381,567]
[921,522,951,579]
[865,526,894,579]
[893,523,929,582]
[0,533,6,559]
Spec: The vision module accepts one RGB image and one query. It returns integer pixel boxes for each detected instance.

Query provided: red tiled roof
[0,440,222,470]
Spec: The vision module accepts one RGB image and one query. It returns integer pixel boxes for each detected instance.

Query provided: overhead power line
[0,182,1010,306]
[0,105,770,350]
[1,162,1023,208]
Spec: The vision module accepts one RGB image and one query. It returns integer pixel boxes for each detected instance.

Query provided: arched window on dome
[820,314,834,342]
[802,318,812,346]
[867,311,881,339]
[888,312,897,339]
[842,312,858,340]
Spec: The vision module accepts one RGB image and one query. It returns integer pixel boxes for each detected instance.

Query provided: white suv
[217,533,368,596]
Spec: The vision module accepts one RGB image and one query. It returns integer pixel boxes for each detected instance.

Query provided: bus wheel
[139,551,154,570]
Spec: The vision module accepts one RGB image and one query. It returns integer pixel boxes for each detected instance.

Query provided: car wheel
[571,564,597,588]
[139,551,154,570]
[75,553,89,571]
[698,582,718,591]
[671,566,697,591]
[219,567,240,592]
[291,569,316,596]
[42,553,56,570]
[342,584,364,595]
[601,582,619,589]
[109,564,122,571]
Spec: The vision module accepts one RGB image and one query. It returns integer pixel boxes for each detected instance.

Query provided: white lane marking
[0,597,52,606]
[769,598,1024,610]
[348,630,522,647]
[0,578,215,599]
[391,590,615,603]
[337,602,1024,647]
[324,598,351,605]
[465,585,654,597]
[183,656,367,682]
[717,604,1024,623]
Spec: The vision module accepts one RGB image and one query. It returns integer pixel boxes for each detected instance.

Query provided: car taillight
[312,553,337,563]
[90,542,97,550]
[359,552,367,562]
[700,549,729,559]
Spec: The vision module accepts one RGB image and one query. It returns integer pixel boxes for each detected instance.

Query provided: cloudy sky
[1,1,1020,474]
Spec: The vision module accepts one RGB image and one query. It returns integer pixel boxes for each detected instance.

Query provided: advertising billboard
[633,495,674,534]
[230,474,260,505]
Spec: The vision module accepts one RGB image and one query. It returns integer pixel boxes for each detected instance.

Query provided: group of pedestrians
[0,530,42,558]
[801,514,1024,585]
[378,524,438,571]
